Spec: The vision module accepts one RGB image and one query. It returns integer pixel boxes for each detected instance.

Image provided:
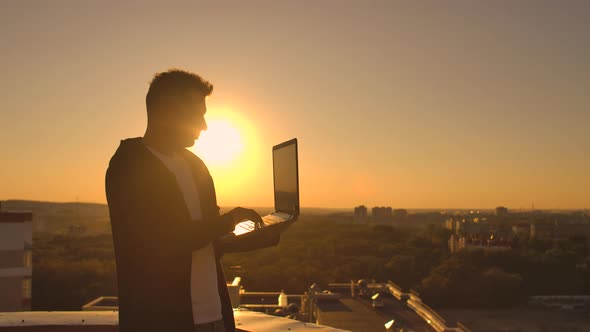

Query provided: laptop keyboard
[232,213,292,236]
[261,213,287,225]
[233,220,257,236]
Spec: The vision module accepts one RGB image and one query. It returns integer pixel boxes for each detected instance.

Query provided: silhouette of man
[106,69,282,332]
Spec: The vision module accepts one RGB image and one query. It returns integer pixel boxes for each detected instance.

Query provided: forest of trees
[31,214,590,310]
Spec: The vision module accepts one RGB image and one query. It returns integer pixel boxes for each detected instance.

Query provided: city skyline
[1,1,589,209]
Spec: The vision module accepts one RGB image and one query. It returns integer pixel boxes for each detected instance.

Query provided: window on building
[23,250,32,268]
[22,278,32,298]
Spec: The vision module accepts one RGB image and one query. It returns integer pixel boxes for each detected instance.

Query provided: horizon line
[1,198,589,211]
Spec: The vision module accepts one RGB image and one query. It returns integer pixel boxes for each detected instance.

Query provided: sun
[193,120,244,167]
[189,106,267,206]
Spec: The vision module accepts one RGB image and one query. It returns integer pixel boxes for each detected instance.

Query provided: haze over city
[1,1,588,209]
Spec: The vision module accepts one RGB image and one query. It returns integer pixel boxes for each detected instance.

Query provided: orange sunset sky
[1,1,589,209]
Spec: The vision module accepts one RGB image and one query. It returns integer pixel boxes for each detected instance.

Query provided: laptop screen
[273,139,299,215]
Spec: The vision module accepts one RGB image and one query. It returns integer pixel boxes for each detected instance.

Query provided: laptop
[232,138,300,236]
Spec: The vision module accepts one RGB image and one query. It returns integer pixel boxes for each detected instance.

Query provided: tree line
[32,214,590,310]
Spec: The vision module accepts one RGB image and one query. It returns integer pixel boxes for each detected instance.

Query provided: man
[106,69,282,332]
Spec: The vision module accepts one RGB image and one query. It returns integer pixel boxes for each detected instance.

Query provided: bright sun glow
[194,120,244,167]
[189,106,269,207]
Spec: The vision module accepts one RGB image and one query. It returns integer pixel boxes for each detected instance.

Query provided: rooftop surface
[316,297,434,332]
[316,298,387,331]
[0,310,349,332]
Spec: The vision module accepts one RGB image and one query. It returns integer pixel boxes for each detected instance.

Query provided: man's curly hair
[146,69,213,116]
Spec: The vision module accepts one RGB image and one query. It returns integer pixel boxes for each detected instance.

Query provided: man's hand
[225,207,264,228]
[217,209,295,253]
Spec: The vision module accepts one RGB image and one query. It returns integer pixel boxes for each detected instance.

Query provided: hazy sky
[1,1,588,209]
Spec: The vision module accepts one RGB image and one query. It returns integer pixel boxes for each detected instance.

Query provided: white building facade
[0,207,33,311]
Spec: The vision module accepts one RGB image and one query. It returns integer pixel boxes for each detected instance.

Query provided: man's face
[165,91,208,148]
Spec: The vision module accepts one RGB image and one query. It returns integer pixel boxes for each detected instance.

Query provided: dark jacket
[105,137,279,332]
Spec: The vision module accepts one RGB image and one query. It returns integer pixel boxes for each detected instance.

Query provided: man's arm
[106,161,236,253]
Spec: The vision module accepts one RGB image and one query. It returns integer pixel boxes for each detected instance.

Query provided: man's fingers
[228,207,263,226]
[246,209,262,220]
[246,210,264,228]
[239,208,262,226]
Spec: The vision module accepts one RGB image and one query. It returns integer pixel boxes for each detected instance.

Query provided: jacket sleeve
[105,160,235,254]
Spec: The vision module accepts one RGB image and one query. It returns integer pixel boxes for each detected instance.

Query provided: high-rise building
[371,206,393,224]
[530,223,555,241]
[393,209,408,221]
[0,202,33,311]
[353,206,368,224]
[495,206,509,217]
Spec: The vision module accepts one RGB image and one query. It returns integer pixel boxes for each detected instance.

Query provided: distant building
[353,206,368,224]
[392,209,408,221]
[449,234,511,253]
[554,223,590,245]
[511,223,530,241]
[446,217,511,253]
[521,221,590,244]
[530,223,555,241]
[448,234,459,253]
[495,206,509,217]
[445,218,459,234]
[463,220,488,234]
[371,207,392,224]
[0,202,33,311]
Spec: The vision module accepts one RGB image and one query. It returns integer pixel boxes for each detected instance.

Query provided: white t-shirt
[145,144,223,324]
